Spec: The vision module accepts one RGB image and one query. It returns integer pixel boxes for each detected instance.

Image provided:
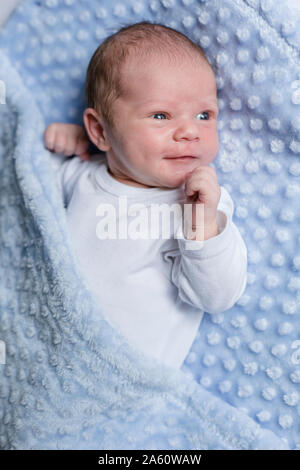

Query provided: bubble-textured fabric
[0,0,299,450]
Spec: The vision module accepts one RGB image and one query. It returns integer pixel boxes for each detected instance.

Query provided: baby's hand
[44,123,91,161]
[184,166,221,240]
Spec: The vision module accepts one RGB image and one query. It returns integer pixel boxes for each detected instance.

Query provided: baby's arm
[44,123,90,160]
[166,187,247,314]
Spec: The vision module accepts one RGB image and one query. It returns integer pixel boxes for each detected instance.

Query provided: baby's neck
[107,166,158,189]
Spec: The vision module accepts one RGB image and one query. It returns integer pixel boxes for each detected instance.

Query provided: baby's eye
[196,112,209,120]
[151,113,167,120]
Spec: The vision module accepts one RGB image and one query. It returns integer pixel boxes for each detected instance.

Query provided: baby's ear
[83,108,111,152]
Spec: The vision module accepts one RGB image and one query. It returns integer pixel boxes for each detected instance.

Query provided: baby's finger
[54,134,69,154]
[62,135,77,156]
[186,166,217,184]
[185,175,208,195]
[75,138,90,159]
[44,126,56,150]
[185,172,218,198]
[186,179,219,198]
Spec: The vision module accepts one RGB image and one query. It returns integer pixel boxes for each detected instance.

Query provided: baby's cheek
[212,136,219,156]
[205,130,219,159]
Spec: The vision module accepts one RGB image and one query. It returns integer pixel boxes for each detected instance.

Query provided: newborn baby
[44,21,247,369]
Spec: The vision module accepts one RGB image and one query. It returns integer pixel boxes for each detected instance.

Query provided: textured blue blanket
[0,0,299,449]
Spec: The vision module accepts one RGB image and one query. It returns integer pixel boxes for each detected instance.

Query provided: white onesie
[52,153,247,369]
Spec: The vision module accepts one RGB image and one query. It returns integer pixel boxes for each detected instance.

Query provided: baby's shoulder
[60,153,105,180]
[55,153,106,206]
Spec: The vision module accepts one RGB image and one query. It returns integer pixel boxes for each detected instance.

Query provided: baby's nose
[173,119,200,142]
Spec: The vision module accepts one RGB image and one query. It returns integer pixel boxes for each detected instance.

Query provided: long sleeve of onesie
[164,186,247,314]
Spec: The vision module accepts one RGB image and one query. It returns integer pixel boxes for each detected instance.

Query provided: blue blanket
[0,0,299,450]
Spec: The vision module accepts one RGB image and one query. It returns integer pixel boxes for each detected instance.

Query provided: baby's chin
[161,170,197,189]
[159,159,206,188]
[153,175,188,190]
[136,167,199,189]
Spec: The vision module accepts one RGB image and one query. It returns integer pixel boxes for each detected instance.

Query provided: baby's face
[102,55,219,189]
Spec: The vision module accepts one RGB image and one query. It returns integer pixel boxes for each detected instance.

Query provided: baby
[44,22,247,369]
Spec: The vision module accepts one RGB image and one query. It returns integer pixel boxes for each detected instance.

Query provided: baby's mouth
[164,155,198,161]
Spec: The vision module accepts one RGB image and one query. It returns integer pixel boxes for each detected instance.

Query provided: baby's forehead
[124,48,211,70]
[115,78,218,118]
[119,53,217,101]
[122,52,215,86]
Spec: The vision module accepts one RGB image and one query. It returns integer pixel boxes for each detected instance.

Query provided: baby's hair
[85,21,212,128]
